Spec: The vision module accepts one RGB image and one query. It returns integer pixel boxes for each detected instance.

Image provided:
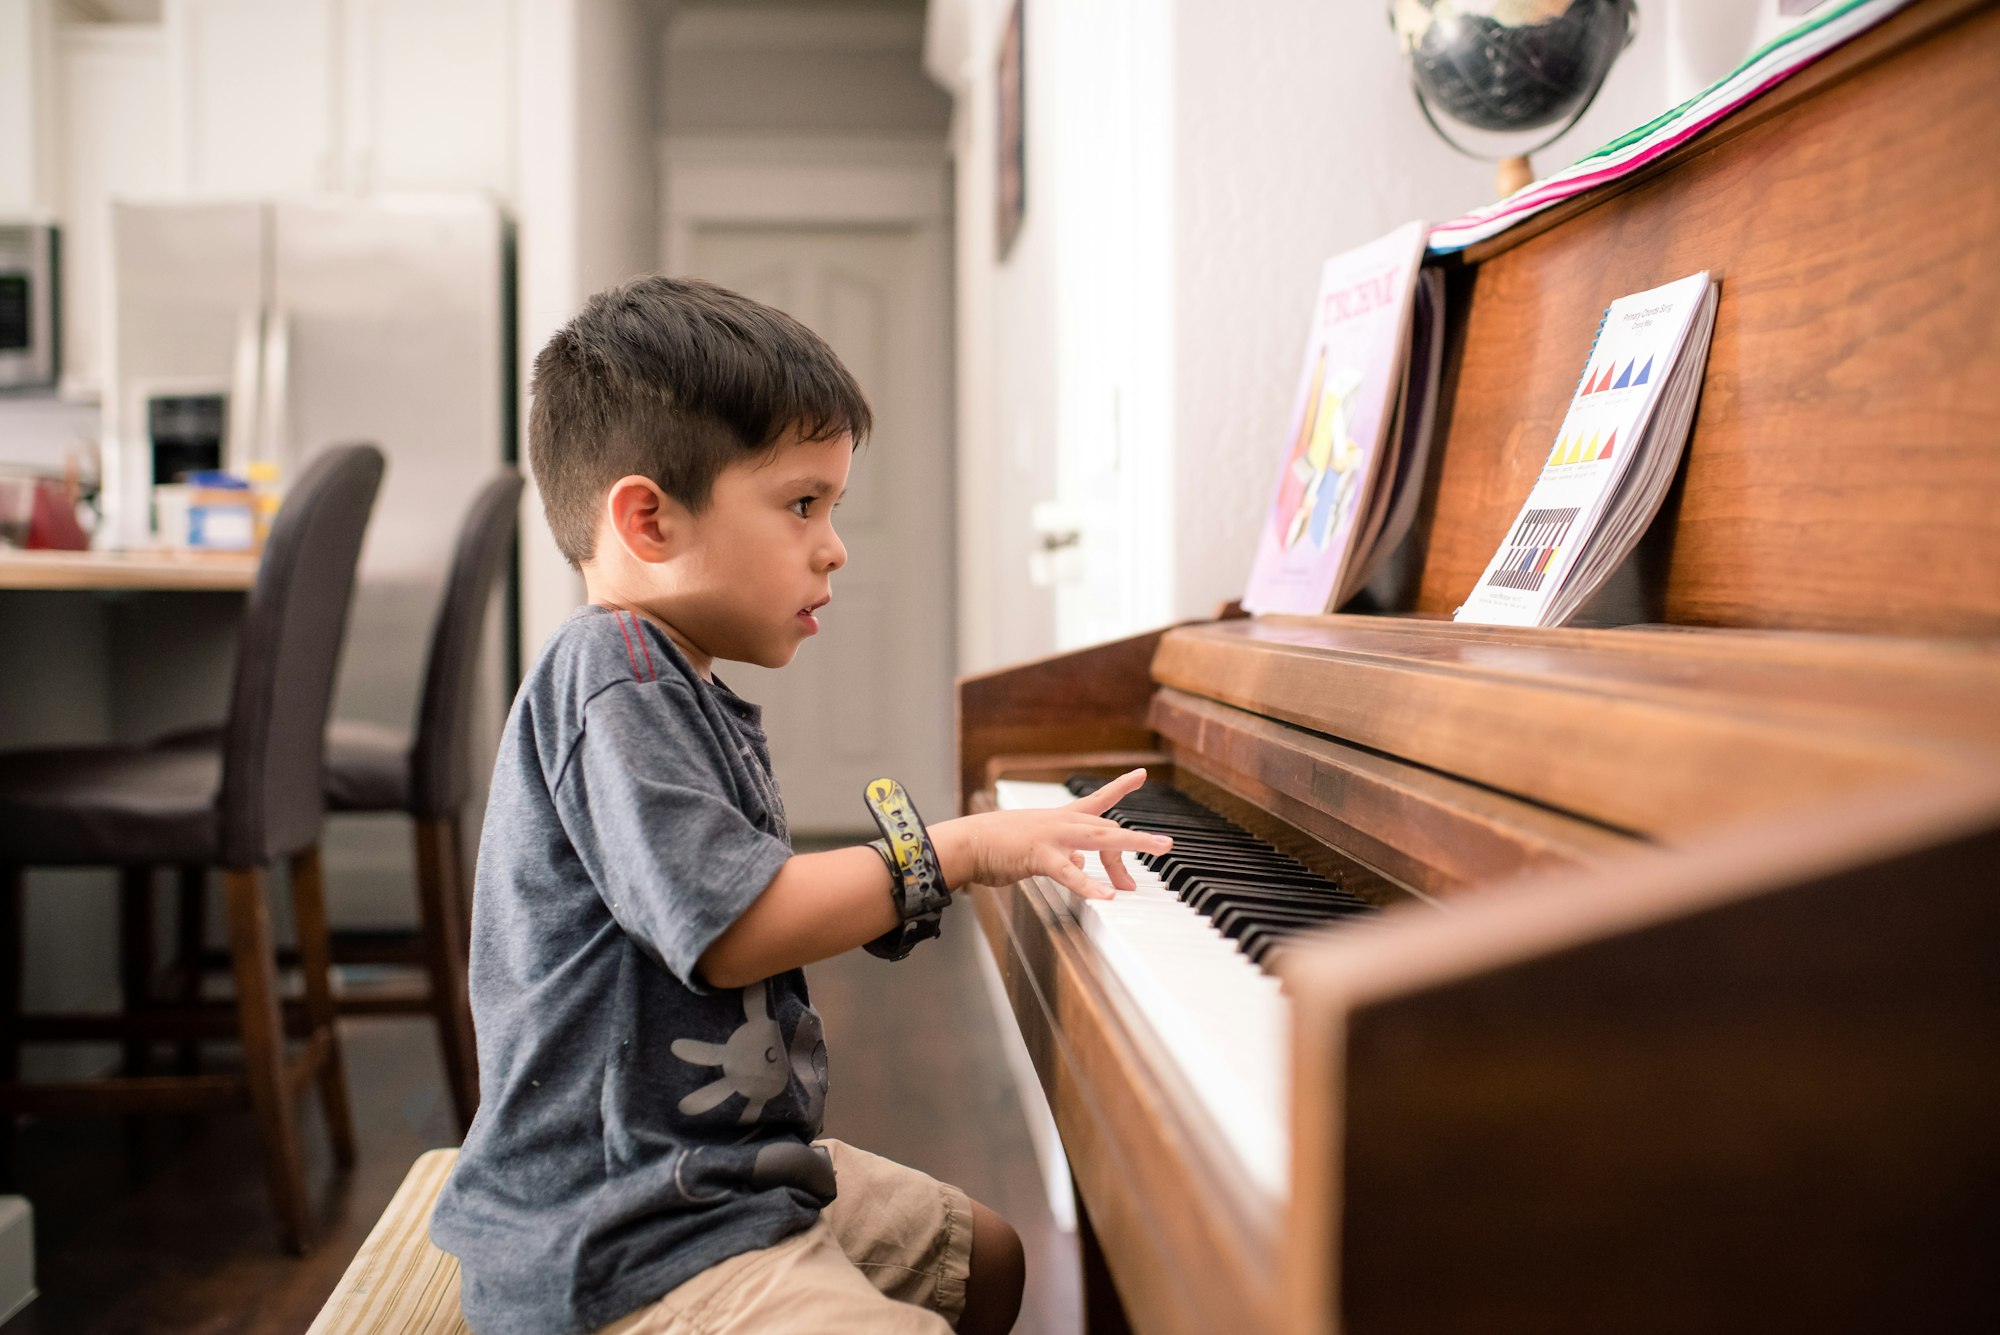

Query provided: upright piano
[954,4,2000,1332]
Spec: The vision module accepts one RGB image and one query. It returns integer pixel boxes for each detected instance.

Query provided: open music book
[1242,221,1439,615]
[1455,271,1719,628]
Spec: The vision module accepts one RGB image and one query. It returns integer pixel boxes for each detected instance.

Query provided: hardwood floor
[5,904,1079,1333]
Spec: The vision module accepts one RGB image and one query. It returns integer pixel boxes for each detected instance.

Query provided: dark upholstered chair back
[410,469,524,819]
[218,443,385,868]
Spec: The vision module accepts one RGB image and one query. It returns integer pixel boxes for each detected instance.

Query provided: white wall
[513,0,661,664]
[661,6,949,135]
[934,0,1810,662]
[0,0,60,214]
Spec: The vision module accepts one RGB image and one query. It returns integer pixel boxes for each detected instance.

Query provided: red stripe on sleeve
[636,618,656,680]
[615,612,643,681]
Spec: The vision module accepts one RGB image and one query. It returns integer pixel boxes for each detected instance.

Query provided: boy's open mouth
[797,596,830,633]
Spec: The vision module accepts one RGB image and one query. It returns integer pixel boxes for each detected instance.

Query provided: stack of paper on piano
[1456,271,1719,629]
[1242,221,1444,615]
[1426,0,1921,255]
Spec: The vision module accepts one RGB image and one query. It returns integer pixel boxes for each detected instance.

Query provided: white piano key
[994,780,1291,1200]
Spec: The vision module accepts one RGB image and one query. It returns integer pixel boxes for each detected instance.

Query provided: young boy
[430,276,1170,1335]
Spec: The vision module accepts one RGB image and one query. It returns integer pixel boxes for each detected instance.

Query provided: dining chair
[305,467,520,1132]
[0,442,385,1254]
[170,468,521,1135]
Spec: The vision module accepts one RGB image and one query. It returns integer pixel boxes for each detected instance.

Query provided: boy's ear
[603,475,689,564]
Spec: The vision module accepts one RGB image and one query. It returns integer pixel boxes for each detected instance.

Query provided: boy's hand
[932,768,1171,900]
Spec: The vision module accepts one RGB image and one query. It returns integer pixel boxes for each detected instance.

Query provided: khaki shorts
[595,1140,974,1335]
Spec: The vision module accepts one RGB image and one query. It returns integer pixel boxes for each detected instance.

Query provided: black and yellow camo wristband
[860,777,950,961]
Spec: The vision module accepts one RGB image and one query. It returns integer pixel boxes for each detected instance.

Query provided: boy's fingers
[1049,857,1106,899]
[1066,767,1148,817]
[1084,825,1171,854]
[1102,849,1136,892]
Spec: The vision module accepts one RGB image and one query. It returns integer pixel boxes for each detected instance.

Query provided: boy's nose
[820,528,847,572]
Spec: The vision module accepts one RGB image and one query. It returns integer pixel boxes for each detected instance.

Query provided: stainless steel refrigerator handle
[258,307,290,465]
[228,306,264,473]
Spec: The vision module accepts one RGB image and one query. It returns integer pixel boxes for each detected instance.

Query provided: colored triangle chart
[1599,428,1617,460]
[1612,360,1634,389]
[1592,365,1615,394]
[1583,430,1601,461]
[1634,356,1652,386]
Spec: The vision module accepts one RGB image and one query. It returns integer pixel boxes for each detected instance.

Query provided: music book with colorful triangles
[1456,271,1718,627]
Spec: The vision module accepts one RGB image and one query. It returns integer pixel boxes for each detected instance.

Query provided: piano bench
[308,1150,468,1335]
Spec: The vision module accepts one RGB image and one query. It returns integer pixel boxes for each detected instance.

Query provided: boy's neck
[585,587,714,681]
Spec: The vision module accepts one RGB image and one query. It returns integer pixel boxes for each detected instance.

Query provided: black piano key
[1170,870,1335,902]
[1063,774,1376,976]
[1212,901,1353,938]
[1184,880,1370,917]
[1160,854,1326,880]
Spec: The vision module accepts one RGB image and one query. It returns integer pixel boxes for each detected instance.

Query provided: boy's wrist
[929,819,974,891]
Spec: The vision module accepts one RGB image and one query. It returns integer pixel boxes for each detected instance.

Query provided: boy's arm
[698,770,1170,988]
[695,845,907,989]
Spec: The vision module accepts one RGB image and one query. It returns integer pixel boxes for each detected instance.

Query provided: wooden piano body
[954,4,2000,1332]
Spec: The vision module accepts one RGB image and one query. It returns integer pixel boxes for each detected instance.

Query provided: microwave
[0,221,58,390]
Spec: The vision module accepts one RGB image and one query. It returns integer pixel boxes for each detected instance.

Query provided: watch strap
[860,778,949,961]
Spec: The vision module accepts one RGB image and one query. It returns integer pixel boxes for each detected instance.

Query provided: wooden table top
[0,548,259,591]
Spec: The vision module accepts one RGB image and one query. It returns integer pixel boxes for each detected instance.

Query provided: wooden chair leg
[175,865,206,1074]
[448,814,473,943]
[288,847,356,1169]
[118,866,155,1079]
[118,864,157,1169]
[225,865,313,1254]
[415,817,479,1133]
[0,866,21,1185]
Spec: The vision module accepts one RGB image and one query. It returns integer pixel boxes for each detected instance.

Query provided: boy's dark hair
[529,275,872,568]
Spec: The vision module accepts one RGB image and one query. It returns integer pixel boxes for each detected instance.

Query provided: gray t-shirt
[431,605,834,1335]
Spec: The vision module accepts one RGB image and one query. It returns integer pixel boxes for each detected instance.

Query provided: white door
[685,223,954,835]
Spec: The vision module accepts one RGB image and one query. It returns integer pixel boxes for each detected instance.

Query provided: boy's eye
[792,497,813,518]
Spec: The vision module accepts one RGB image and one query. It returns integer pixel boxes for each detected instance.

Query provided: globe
[1391,0,1637,137]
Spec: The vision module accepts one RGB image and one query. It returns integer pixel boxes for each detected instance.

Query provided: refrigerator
[106,195,515,926]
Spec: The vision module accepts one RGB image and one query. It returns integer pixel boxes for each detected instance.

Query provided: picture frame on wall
[996,0,1026,260]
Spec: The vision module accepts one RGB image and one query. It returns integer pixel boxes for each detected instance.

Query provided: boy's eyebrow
[775,475,848,500]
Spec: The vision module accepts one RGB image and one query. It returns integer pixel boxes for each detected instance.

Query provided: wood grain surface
[1412,1,2000,634]
[0,549,258,591]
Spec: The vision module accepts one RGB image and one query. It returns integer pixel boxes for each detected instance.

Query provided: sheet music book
[1346,264,1445,599]
[1455,271,1719,628]
[1242,221,1429,615]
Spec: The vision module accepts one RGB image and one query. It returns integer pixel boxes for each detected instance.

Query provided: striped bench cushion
[309,1149,468,1334]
